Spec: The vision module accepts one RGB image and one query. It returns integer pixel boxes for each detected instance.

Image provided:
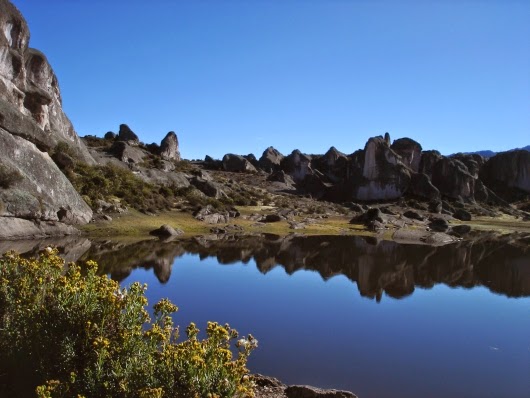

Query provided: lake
[2,232,530,398]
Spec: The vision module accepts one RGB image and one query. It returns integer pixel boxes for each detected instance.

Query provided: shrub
[0,250,256,398]
[0,164,23,189]
[68,163,174,212]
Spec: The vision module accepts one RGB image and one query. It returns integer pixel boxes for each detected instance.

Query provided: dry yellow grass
[81,207,530,239]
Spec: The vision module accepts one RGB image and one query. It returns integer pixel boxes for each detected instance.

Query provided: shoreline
[80,206,530,243]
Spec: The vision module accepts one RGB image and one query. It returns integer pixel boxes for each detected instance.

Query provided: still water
[4,232,530,397]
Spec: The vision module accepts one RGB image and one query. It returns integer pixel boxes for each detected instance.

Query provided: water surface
[4,233,530,398]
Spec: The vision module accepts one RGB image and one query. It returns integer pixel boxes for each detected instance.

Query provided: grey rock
[346,202,364,213]
[110,141,146,164]
[267,170,295,186]
[350,208,384,224]
[450,224,472,236]
[159,131,181,161]
[104,131,116,140]
[0,217,80,240]
[453,209,472,221]
[480,150,530,193]
[432,157,477,201]
[193,205,230,224]
[0,2,94,164]
[403,210,424,221]
[190,177,226,199]
[259,146,284,172]
[222,153,257,173]
[0,128,92,225]
[408,172,440,200]
[149,224,184,238]
[264,214,282,222]
[391,137,422,172]
[281,150,313,182]
[117,123,139,143]
[285,385,356,398]
[428,200,442,214]
[352,136,411,201]
[419,150,443,177]
[429,218,449,232]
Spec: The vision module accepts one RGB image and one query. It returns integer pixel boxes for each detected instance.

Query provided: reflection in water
[2,232,529,300]
[71,232,530,301]
[2,232,529,397]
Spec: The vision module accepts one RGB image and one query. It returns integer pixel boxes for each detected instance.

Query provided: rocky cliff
[0,0,93,238]
[216,132,529,208]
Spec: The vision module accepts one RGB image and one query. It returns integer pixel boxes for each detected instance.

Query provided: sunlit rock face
[352,136,411,201]
[0,0,93,163]
[281,150,313,182]
[159,131,181,161]
[0,0,93,235]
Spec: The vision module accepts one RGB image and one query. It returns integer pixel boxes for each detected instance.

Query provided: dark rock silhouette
[117,123,140,143]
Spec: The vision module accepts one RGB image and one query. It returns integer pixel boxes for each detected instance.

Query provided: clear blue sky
[12,0,530,160]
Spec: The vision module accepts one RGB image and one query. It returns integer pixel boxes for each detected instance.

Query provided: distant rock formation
[352,136,411,201]
[480,150,530,194]
[221,131,529,205]
[117,124,139,144]
[259,146,284,173]
[159,131,181,161]
[280,150,313,182]
[0,0,93,238]
[222,153,257,173]
[391,138,422,172]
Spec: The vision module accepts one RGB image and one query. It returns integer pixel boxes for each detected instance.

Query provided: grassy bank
[81,207,371,238]
[81,207,530,241]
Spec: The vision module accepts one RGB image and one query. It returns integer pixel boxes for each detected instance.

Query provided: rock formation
[280,150,313,182]
[0,0,93,238]
[116,124,139,143]
[391,137,422,172]
[159,131,180,161]
[352,136,411,201]
[222,153,257,173]
[259,146,284,173]
[0,0,94,164]
[480,150,530,194]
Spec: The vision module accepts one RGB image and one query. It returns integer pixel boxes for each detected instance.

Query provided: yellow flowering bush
[0,249,256,398]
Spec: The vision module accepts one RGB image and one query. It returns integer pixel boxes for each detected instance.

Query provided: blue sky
[12,0,530,160]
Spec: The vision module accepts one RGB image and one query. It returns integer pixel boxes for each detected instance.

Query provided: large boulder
[222,153,257,173]
[190,177,227,199]
[480,150,530,193]
[259,146,284,172]
[407,172,440,200]
[0,0,94,164]
[280,150,313,182]
[314,146,348,181]
[431,157,477,201]
[116,123,139,144]
[391,138,422,172]
[109,141,146,164]
[451,153,485,178]
[419,150,443,177]
[352,136,411,201]
[0,128,92,224]
[159,131,180,161]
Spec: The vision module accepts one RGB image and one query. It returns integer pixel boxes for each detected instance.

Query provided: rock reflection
[77,232,530,301]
